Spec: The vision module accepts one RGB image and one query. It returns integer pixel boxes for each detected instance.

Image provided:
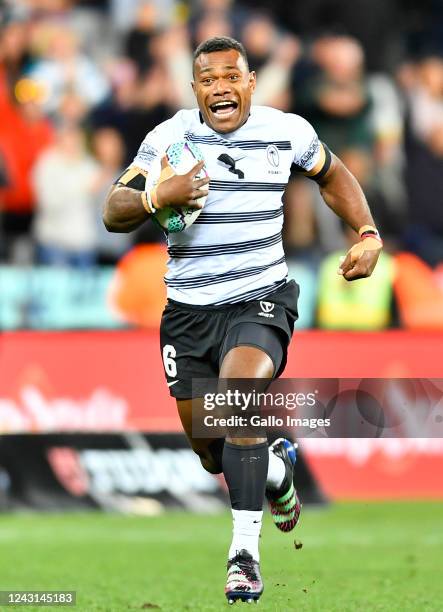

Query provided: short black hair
[193,36,249,70]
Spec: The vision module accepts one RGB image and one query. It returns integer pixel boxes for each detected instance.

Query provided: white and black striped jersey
[133,105,323,306]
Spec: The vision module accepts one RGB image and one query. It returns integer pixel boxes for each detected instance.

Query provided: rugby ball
[150,141,208,233]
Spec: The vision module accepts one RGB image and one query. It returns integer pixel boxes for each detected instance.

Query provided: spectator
[28,21,110,117]
[241,16,300,110]
[286,36,399,257]
[110,0,175,34]
[241,13,277,73]
[91,126,134,264]
[91,56,170,164]
[193,13,233,47]
[155,25,195,109]
[406,56,443,148]
[90,56,139,146]
[241,0,402,73]
[400,55,443,265]
[0,72,54,261]
[367,71,406,226]
[0,17,30,86]
[283,177,320,265]
[32,123,100,267]
[124,1,158,75]
[295,35,374,155]
[188,0,249,43]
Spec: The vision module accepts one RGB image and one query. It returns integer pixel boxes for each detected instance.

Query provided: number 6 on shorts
[162,344,177,377]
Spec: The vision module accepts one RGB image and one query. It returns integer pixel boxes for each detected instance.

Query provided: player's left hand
[338,234,382,281]
[153,156,209,210]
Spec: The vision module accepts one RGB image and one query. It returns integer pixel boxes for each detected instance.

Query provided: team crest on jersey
[266,145,280,167]
[258,301,275,318]
[266,145,282,174]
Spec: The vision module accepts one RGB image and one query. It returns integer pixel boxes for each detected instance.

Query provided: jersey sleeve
[288,114,328,177]
[114,114,181,191]
[132,116,177,175]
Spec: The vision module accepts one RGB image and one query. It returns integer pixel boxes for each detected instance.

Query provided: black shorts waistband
[167,280,291,312]
[167,298,237,312]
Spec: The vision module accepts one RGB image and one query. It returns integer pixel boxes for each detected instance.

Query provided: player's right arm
[104,115,210,233]
[103,168,150,233]
[103,158,209,233]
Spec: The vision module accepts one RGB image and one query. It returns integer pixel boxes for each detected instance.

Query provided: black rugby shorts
[159,280,299,399]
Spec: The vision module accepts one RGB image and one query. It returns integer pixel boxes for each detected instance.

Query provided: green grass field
[0,502,442,611]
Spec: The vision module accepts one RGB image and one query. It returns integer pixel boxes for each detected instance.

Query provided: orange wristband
[141,190,157,215]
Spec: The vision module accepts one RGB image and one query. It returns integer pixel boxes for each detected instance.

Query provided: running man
[103,36,382,604]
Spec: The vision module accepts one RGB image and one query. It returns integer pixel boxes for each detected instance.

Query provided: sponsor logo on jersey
[136,141,159,167]
[298,136,320,169]
[258,301,275,318]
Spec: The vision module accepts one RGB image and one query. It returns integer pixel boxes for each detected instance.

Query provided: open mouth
[209,100,238,116]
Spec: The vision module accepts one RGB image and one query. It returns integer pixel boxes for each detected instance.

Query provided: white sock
[228,509,262,562]
[266,448,285,490]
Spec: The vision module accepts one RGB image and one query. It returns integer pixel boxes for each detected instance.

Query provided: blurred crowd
[1,0,443,328]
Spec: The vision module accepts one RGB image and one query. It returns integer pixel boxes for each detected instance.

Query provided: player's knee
[225,436,267,446]
[194,449,222,474]
[199,455,223,474]
[193,439,224,474]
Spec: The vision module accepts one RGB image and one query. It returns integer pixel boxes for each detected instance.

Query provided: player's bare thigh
[220,346,271,445]
[176,345,273,461]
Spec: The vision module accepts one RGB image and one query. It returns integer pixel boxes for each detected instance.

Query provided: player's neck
[199,111,252,135]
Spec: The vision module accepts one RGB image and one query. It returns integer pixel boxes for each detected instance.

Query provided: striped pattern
[269,482,302,533]
[193,206,283,224]
[185,131,291,151]
[209,180,286,192]
[133,106,323,305]
[225,551,263,602]
[226,566,252,592]
[167,231,282,259]
[165,256,286,289]
[213,279,287,305]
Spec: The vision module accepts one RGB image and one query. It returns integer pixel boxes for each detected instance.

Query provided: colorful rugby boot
[225,549,263,604]
[266,438,301,533]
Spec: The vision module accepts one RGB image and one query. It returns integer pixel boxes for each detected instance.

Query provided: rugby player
[103,36,382,604]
